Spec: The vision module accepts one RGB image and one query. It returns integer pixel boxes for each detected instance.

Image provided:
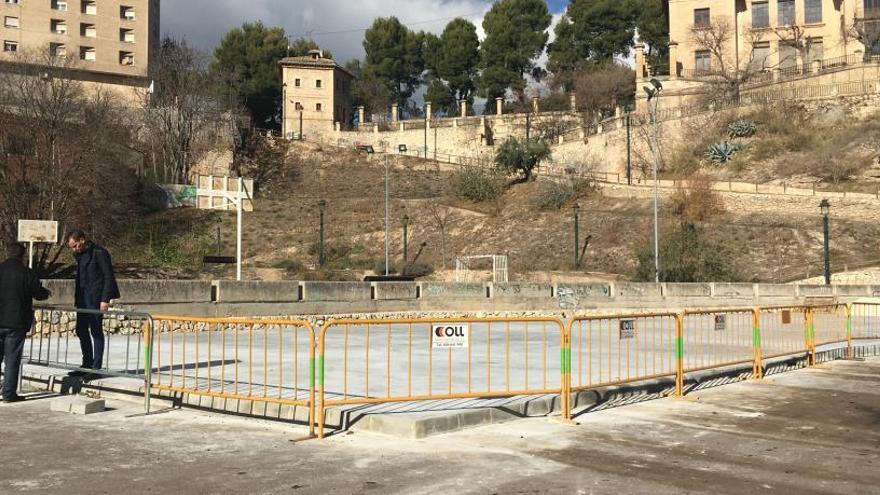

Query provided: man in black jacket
[0,243,50,402]
[66,230,120,373]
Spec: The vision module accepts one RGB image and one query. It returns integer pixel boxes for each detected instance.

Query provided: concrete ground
[1,357,878,495]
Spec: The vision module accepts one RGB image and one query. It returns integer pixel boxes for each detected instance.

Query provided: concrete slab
[50,396,105,415]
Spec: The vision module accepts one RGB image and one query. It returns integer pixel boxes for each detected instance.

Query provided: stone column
[425,101,432,119]
[569,92,577,112]
[668,42,679,79]
[334,122,341,132]
[391,103,399,122]
[532,96,539,113]
[460,99,468,117]
[495,97,504,115]
[615,106,622,118]
[635,43,646,80]
[357,106,366,126]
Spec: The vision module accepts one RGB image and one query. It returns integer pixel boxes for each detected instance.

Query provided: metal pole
[299,111,303,140]
[384,154,390,276]
[318,200,326,266]
[28,241,34,269]
[424,112,428,159]
[573,208,580,269]
[626,114,632,185]
[823,212,831,285]
[403,216,409,263]
[236,177,243,281]
[651,97,661,283]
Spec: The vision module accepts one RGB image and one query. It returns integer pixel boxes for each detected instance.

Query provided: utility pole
[318,199,326,267]
[236,177,244,281]
[643,79,664,284]
[572,203,580,269]
[821,199,831,285]
[384,154,390,276]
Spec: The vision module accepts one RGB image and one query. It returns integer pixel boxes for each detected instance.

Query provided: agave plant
[727,119,757,139]
[705,141,743,165]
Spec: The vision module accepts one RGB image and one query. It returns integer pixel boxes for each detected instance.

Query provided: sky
[161,0,572,63]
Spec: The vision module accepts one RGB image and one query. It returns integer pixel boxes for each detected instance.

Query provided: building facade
[0,0,159,93]
[280,50,354,139]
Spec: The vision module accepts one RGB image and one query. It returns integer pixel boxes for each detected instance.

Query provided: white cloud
[162,0,493,62]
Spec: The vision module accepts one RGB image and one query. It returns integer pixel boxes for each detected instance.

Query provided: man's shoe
[2,395,25,403]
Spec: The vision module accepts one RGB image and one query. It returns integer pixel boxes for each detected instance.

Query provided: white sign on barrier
[432,324,469,349]
[17,220,58,243]
[714,315,727,331]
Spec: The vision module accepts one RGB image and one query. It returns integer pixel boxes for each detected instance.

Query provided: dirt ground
[0,357,877,494]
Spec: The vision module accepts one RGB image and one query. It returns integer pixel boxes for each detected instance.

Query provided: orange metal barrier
[681,309,755,374]
[850,303,880,340]
[810,304,849,348]
[756,306,810,361]
[317,317,567,438]
[568,313,678,392]
[151,316,317,437]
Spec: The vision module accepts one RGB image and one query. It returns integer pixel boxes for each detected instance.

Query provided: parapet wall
[39,279,880,317]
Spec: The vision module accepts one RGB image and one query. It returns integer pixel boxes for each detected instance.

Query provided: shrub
[372,260,398,275]
[531,177,599,210]
[272,258,304,273]
[453,166,504,202]
[705,141,742,165]
[632,223,742,282]
[307,240,351,262]
[494,137,552,182]
[727,119,757,139]
[669,176,724,223]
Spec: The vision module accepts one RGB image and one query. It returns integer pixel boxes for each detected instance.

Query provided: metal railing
[18,303,880,438]
[150,316,318,436]
[26,305,155,413]
[316,316,568,438]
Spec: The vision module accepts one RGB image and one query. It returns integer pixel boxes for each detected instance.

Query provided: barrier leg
[846,304,853,360]
[805,309,816,367]
[752,309,763,380]
[143,319,153,415]
[675,314,684,397]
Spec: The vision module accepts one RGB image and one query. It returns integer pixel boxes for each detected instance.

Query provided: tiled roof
[279,56,354,78]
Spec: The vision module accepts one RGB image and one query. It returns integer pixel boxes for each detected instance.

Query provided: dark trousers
[75,312,105,370]
[0,327,26,399]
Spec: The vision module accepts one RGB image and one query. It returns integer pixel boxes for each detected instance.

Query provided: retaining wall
[36,279,878,317]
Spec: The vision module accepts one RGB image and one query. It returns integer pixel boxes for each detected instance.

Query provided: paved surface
[1,357,878,494]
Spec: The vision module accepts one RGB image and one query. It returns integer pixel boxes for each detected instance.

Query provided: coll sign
[714,315,727,332]
[432,324,469,349]
[619,320,636,340]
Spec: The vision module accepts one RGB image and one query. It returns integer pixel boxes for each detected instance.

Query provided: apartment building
[1,0,159,90]
[281,50,355,138]
[665,0,878,79]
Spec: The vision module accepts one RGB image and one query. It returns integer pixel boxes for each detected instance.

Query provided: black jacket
[0,258,50,331]
[74,243,120,309]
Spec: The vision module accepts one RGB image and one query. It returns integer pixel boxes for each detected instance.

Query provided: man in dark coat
[66,230,120,373]
[0,243,50,402]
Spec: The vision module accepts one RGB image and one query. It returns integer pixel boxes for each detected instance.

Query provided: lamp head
[650,78,663,91]
[819,198,830,216]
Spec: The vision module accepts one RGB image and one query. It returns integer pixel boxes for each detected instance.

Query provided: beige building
[636,1,880,110]
[0,0,159,94]
[280,50,355,139]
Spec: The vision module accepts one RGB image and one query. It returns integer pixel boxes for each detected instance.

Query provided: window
[695,50,711,73]
[316,103,322,111]
[80,46,95,61]
[3,40,18,52]
[752,2,769,29]
[808,38,823,62]
[52,0,68,11]
[294,102,303,110]
[805,0,822,23]
[778,43,798,69]
[778,0,795,26]
[294,78,300,87]
[5,1,21,5]
[694,8,710,28]
[120,28,134,43]
[51,20,67,35]
[82,1,97,15]
[316,79,322,88]
[867,0,880,17]
[49,42,66,57]
[750,42,771,71]
[120,6,135,20]
[4,16,19,28]
[119,51,134,66]
[81,23,96,38]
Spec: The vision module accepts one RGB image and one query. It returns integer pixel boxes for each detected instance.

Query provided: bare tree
[0,50,137,274]
[136,37,232,184]
[846,8,880,62]
[690,18,766,103]
[428,200,454,270]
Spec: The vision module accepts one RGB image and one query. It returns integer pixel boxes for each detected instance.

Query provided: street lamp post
[384,153,390,276]
[643,78,664,283]
[402,214,409,264]
[820,199,831,285]
[572,203,580,269]
[318,199,326,267]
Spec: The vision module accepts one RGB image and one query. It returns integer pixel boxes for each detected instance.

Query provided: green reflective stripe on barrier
[675,336,683,359]
[753,326,761,348]
[560,348,571,374]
